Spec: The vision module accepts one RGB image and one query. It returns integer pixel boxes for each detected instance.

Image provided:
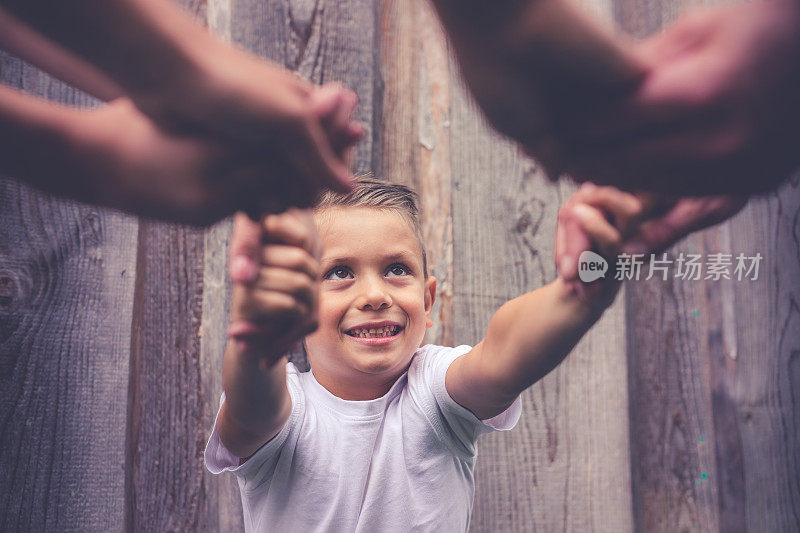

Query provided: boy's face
[305,207,436,398]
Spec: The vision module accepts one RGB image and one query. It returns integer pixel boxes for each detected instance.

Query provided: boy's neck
[311,363,410,401]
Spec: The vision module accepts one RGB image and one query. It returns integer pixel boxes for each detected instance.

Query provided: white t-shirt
[205,344,522,532]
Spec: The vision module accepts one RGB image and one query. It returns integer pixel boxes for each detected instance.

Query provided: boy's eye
[386,264,410,277]
[324,267,353,280]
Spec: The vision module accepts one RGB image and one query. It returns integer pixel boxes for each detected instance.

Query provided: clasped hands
[434,0,798,278]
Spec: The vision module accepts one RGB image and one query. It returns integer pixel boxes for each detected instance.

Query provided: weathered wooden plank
[125,221,207,531]
[730,183,800,532]
[0,54,137,531]
[625,185,800,533]
[448,42,633,533]
[614,1,722,529]
[614,0,800,530]
[380,0,454,347]
[198,218,242,532]
[624,238,723,532]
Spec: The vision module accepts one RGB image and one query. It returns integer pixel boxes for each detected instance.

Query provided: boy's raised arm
[445,186,642,420]
[218,211,321,459]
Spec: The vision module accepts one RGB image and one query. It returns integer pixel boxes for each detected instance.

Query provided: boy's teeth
[349,325,399,338]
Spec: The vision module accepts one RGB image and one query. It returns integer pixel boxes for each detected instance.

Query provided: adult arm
[430,0,646,173]
[1,0,354,191]
[0,7,122,101]
[564,0,800,195]
[0,86,344,225]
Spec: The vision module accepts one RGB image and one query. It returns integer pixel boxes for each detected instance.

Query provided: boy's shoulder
[408,344,472,374]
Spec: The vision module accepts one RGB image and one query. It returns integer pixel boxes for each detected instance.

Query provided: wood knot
[515,213,531,233]
[83,212,103,244]
[0,272,20,313]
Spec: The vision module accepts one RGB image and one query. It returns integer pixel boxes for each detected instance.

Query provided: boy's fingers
[247,290,311,321]
[556,201,591,280]
[229,212,263,283]
[572,203,623,256]
[262,245,320,280]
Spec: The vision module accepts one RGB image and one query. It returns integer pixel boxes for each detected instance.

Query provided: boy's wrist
[227,315,289,371]
[553,276,614,321]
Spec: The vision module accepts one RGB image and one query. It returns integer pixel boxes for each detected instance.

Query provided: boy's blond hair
[315,176,428,277]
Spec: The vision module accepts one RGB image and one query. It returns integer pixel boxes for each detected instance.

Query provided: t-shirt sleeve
[411,344,522,458]
[204,364,304,484]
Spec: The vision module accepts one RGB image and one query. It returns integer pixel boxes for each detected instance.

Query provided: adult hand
[556,184,747,282]
[225,85,359,284]
[71,93,359,226]
[138,55,364,199]
[565,0,800,195]
[1,0,362,203]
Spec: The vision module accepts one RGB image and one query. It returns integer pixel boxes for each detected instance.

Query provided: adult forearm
[0,85,99,199]
[220,343,291,458]
[0,0,216,105]
[0,7,123,101]
[431,0,643,87]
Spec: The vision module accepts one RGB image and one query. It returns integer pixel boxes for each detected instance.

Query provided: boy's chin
[349,352,413,376]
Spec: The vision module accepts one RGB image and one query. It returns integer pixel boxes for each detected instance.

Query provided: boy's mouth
[344,324,403,338]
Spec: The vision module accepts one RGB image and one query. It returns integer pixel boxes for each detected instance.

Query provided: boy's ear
[424,276,437,328]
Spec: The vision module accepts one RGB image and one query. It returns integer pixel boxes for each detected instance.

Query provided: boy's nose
[356,277,392,310]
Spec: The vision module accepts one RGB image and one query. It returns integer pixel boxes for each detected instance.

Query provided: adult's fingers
[577,183,644,237]
[229,212,263,283]
[621,195,747,254]
[311,84,363,156]
[262,208,321,257]
[292,111,354,194]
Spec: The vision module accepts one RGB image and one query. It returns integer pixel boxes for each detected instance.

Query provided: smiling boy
[205,178,643,532]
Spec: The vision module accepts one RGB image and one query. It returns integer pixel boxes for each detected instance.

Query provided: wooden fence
[1,0,798,531]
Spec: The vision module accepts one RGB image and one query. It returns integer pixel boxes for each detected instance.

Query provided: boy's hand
[227,209,321,368]
[556,185,747,278]
[556,183,645,309]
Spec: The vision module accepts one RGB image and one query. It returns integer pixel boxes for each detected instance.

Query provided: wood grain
[125,221,207,532]
[199,2,246,531]
[0,54,138,531]
[730,184,800,532]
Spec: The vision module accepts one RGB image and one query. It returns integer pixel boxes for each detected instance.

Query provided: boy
[206,178,644,531]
